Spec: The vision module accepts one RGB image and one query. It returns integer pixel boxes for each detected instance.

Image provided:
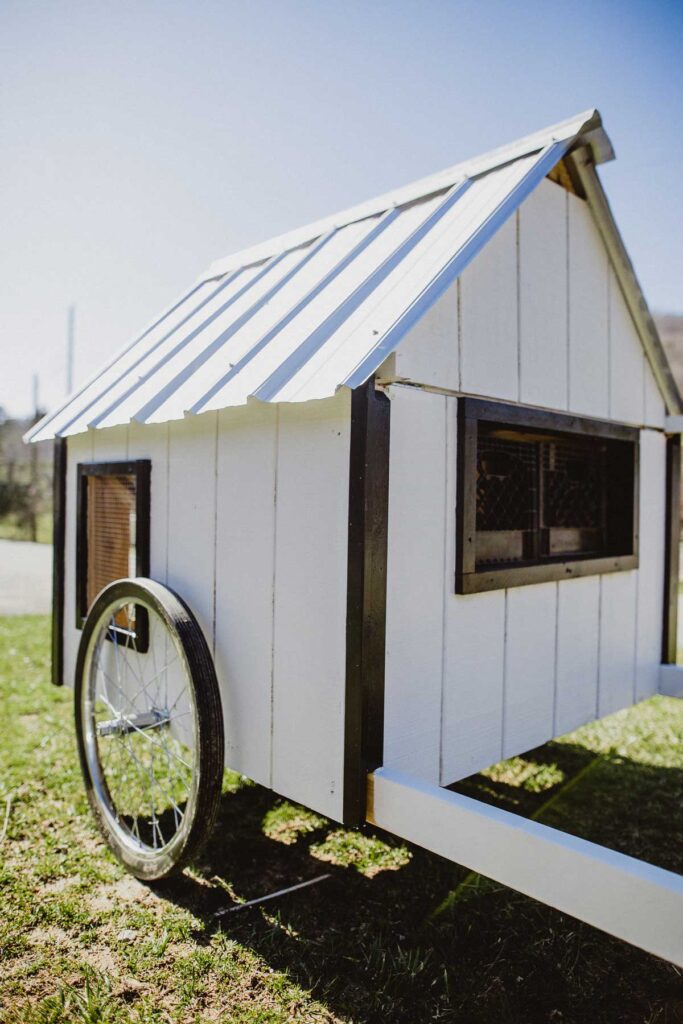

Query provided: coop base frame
[367,767,683,967]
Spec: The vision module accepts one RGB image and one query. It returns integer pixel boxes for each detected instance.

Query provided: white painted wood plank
[271,391,351,820]
[459,215,518,402]
[660,665,683,698]
[166,413,217,655]
[567,193,609,418]
[128,422,169,584]
[369,767,683,967]
[441,589,506,784]
[503,582,557,758]
[392,280,459,391]
[609,267,644,425]
[643,355,666,429]
[90,424,129,463]
[555,576,600,735]
[213,403,277,787]
[519,179,568,411]
[636,430,666,700]
[598,571,637,717]
[63,432,94,688]
[383,387,446,783]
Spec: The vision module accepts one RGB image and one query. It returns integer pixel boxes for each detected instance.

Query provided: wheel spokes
[89,603,197,854]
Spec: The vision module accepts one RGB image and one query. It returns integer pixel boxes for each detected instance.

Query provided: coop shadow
[152,741,683,1022]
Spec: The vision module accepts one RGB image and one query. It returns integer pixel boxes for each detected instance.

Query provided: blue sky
[1,0,682,417]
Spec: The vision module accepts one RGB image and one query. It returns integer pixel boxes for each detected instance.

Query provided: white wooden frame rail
[367,768,683,966]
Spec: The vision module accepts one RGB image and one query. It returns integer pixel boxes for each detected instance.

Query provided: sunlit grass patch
[262,801,327,845]
[481,755,565,793]
[310,829,411,878]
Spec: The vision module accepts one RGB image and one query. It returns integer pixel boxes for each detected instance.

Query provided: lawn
[0,615,681,1023]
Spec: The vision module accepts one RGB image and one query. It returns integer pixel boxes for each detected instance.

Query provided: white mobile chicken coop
[28,110,683,963]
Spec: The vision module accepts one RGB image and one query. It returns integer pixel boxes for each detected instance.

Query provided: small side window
[76,461,150,642]
[456,400,638,593]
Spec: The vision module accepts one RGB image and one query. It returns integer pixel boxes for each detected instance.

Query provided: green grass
[0,512,52,544]
[0,615,682,1023]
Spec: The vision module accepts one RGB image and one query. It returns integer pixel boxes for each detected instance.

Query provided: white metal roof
[29,109,623,442]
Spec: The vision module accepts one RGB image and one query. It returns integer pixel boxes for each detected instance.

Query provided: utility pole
[29,374,39,542]
[67,305,75,394]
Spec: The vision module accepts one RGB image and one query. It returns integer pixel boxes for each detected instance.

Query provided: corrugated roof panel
[179,190,454,419]
[90,245,321,431]
[31,108,663,441]
[140,217,392,424]
[29,278,224,442]
[58,266,263,436]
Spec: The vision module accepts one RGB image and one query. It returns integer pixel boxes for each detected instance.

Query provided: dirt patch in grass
[1,615,682,1023]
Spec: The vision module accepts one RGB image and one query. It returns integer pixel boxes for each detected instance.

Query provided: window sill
[456,553,638,594]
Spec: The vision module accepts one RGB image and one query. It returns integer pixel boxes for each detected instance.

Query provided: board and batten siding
[391,176,666,429]
[384,393,667,788]
[384,172,669,786]
[61,390,351,821]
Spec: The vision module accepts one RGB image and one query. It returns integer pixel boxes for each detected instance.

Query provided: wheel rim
[81,593,200,863]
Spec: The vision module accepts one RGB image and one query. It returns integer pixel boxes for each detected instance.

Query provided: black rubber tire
[74,577,224,881]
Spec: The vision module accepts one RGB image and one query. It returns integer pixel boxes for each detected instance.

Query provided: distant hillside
[656,314,683,395]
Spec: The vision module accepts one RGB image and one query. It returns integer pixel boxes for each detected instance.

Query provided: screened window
[76,461,150,636]
[456,400,638,593]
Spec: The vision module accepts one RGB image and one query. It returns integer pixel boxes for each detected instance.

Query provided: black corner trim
[662,435,680,664]
[343,379,391,826]
[51,438,67,686]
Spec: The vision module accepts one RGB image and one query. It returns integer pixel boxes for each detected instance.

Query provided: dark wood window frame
[456,399,639,594]
[76,460,151,649]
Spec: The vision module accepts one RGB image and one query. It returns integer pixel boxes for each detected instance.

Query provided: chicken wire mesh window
[76,461,150,641]
[457,400,638,593]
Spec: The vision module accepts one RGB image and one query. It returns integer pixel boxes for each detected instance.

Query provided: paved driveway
[0,540,52,615]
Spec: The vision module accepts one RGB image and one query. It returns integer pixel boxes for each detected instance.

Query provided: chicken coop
[27,109,683,964]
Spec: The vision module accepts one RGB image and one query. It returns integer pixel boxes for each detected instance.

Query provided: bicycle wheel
[74,578,224,880]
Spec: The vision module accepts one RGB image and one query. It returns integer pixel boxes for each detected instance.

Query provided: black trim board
[343,379,390,826]
[662,435,680,664]
[51,438,67,686]
[75,460,151,646]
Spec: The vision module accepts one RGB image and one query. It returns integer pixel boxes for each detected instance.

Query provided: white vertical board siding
[609,268,645,425]
[91,424,130,464]
[392,283,459,391]
[503,582,557,758]
[567,193,609,418]
[598,571,637,717]
[166,414,218,654]
[213,403,277,787]
[519,179,568,411]
[63,431,94,687]
[128,422,170,584]
[441,591,506,783]
[383,387,446,783]
[271,391,351,820]
[555,577,600,736]
[636,430,667,700]
[459,216,518,402]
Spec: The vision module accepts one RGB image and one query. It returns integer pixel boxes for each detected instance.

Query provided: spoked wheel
[74,578,224,880]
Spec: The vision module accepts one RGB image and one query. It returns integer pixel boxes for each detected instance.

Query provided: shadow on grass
[151,741,683,1024]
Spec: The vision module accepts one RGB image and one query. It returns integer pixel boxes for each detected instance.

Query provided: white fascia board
[203,110,611,282]
[368,767,683,966]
